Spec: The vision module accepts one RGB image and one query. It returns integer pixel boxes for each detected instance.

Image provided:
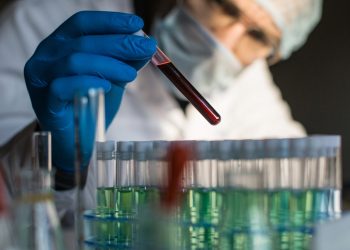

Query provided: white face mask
[154,7,243,99]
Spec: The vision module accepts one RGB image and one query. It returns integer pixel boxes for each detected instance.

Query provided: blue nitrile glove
[24,11,157,175]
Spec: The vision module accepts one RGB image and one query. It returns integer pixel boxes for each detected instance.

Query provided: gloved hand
[24,11,156,174]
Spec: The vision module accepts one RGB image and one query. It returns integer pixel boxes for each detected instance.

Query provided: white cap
[96,141,116,160]
[255,0,323,59]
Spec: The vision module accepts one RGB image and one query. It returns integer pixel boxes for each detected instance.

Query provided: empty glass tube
[13,169,64,250]
[31,131,52,171]
[74,88,106,250]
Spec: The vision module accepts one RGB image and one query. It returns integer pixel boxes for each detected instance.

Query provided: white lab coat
[0,0,305,217]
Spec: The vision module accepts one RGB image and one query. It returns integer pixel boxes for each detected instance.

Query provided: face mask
[154,7,243,99]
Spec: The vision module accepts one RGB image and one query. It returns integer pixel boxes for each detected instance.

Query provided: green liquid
[178,188,338,250]
[220,189,274,250]
[223,189,269,231]
[93,214,117,243]
[179,188,224,249]
[91,187,339,249]
[269,189,335,229]
[134,186,160,209]
[97,187,115,214]
[221,188,338,250]
[114,187,135,245]
[114,187,135,217]
[96,186,161,216]
[95,187,135,246]
[181,188,224,226]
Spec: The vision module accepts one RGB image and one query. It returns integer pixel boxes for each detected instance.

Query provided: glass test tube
[213,140,232,188]
[0,173,18,250]
[96,141,116,214]
[151,141,170,189]
[150,44,221,125]
[193,141,213,188]
[134,141,159,211]
[134,141,152,188]
[14,169,65,250]
[116,141,135,217]
[74,89,104,250]
[115,141,136,246]
[32,131,52,171]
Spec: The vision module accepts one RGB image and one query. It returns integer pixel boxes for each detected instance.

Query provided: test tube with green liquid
[96,141,117,214]
[134,141,160,211]
[115,141,135,245]
[94,141,117,243]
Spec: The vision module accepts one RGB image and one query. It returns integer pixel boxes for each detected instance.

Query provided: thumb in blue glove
[24,11,157,175]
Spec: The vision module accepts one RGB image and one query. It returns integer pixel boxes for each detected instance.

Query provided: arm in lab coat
[0,0,133,145]
[0,0,134,220]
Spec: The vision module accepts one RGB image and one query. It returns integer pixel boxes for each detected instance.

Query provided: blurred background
[0,0,348,182]
[270,0,350,184]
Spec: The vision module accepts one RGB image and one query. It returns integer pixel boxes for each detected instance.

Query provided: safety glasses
[211,0,280,64]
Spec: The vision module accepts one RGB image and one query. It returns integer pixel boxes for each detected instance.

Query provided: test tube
[213,140,232,188]
[149,42,221,125]
[151,141,170,188]
[96,141,116,214]
[193,141,213,188]
[31,131,52,171]
[134,141,157,210]
[134,141,152,188]
[74,89,105,250]
[115,141,135,245]
[115,141,135,217]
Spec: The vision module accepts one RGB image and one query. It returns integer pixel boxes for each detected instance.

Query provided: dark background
[270,0,350,184]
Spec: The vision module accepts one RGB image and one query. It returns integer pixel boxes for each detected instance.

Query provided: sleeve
[223,59,307,139]
[0,0,132,221]
[0,0,133,146]
[183,59,306,140]
[236,59,307,138]
[0,121,37,195]
[0,2,38,146]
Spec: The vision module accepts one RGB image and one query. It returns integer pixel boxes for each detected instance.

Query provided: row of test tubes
[97,137,341,190]
[84,136,341,250]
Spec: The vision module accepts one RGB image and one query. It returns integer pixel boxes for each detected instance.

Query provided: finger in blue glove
[24,11,157,174]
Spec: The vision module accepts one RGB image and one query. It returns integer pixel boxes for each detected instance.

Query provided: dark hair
[133,0,177,33]
[0,0,177,32]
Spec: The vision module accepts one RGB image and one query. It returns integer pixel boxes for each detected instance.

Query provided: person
[0,0,322,216]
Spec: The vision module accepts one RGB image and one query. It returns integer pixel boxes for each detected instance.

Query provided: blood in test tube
[157,62,221,125]
[151,47,221,125]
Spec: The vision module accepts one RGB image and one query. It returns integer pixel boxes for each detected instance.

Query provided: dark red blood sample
[157,62,221,125]
[162,142,191,210]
